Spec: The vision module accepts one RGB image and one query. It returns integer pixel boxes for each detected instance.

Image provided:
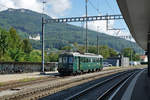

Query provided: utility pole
[130,49,132,63]
[130,37,133,66]
[85,0,88,53]
[97,26,99,55]
[41,0,46,74]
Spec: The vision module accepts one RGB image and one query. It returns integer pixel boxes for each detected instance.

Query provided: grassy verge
[0,82,5,86]
[19,78,37,82]
[103,66,120,70]
[0,77,42,87]
[104,65,146,70]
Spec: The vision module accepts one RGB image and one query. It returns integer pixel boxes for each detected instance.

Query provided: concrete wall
[104,59,120,66]
[0,62,58,74]
[121,57,129,67]
[104,57,129,67]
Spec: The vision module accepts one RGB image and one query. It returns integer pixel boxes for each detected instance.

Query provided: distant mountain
[0,8,143,53]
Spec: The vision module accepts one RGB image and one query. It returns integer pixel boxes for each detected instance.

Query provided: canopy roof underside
[117,0,150,50]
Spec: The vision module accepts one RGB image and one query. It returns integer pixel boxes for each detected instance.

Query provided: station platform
[131,69,150,100]
[119,69,150,100]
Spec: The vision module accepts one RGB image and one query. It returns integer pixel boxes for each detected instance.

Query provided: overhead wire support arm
[44,15,123,24]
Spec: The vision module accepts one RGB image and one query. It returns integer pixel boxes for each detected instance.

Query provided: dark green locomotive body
[58,52,103,74]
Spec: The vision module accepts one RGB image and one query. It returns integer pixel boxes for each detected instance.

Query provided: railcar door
[76,57,80,71]
[78,57,80,70]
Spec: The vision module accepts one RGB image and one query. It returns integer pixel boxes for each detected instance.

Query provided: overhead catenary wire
[89,0,135,55]
[105,0,115,13]
[88,0,101,14]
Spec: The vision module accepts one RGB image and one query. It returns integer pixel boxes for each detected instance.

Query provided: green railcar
[58,52,103,74]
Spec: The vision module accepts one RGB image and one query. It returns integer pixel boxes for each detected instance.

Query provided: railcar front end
[57,53,74,74]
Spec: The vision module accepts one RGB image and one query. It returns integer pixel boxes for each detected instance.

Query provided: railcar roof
[61,52,103,58]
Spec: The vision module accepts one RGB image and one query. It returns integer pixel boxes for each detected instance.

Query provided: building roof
[140,55,147,59]
[61,52,103,58]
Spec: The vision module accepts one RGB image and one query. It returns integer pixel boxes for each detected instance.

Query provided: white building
[140,55,148,62]
[29,34,40,41]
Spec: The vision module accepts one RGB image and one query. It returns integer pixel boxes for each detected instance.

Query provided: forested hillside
[0,8,143,53]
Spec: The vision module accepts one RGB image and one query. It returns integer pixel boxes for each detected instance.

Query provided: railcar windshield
[59,55,73,64]
[63,57,68,63]
[68,57,73,63]
[59,57,62,63]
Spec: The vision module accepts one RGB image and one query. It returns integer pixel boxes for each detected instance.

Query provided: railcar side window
[93,59,95,62]
[83,58,86,62]
[85,58,88,62]
[91,58,93,62]
[80,57,84,62]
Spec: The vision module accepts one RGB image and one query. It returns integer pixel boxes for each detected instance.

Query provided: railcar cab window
[63,57,68,63]
[59,57,62,63]
[68,57,73,63]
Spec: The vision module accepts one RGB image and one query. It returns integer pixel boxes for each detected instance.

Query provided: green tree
[109,48,118,57]
[121,48,140,61]
[0,27,33,62]
[22,39,32,53]
[78,46,85,54]
[121,48,133,58]
[121,48,133,61]
[99,45,110,59]
[8,28,24,61]
[48,52,59,62]
[61,46,72,51]
[0,29,9,55]
[29,50,41,62]
[88,46,97,54]
[133,54,140,61]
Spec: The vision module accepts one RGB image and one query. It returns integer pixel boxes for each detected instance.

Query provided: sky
[0,0,133,41]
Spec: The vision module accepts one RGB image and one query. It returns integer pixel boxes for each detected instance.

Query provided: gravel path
[0,71,58,82]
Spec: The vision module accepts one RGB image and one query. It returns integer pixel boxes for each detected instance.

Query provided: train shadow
[38,72,59,76]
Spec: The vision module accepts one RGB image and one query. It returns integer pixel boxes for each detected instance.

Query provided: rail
[65,69,138,100]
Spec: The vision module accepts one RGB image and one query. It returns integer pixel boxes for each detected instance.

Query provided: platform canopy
[117,0,150,50]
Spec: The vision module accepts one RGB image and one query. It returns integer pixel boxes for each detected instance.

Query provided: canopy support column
[148,34,150,77]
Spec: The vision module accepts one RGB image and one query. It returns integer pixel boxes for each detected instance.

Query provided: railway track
[0,67,143,100]
[0,68,133,100]
[65,69,142,100]
[0,67,141,92]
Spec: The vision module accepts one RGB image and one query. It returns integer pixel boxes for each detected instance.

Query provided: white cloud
[87,20,115,36]
[46,0,71,15]
[85,19,135,42]
[0,0,71,16]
